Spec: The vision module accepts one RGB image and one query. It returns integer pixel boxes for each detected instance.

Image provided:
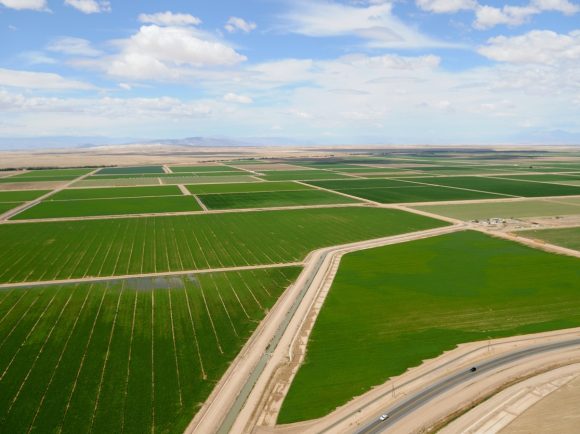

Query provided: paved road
[356,337,580,434]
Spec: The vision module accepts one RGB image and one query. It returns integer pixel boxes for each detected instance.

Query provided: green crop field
[0,203,22,214]
[0,176,81,183]
[411,176,580,197]
[186,181,312,195]
[0,190,48,202]
[278,231,580,423]
[13,196,202,220]
[414,199,580,220]
[0,207,445,283]
[169,166,244,173]
[307,178,504,203]
[491,174,580,182]
[0,267,300,434]
[258,170,350,181]
[97,166,165,175]
[518,227,580,251]
[197,189,358,210]
[50,186,183,201]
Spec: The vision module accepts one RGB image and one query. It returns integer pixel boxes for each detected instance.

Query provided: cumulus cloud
[416,0,477,13]
[280,0,460,48]
[138,11,202,27]
[223,93,253,104]
[225,17,257,33]
[64,0,110,14]
[102,25,247,80]
[0,68,93,90]
[478,30,580,64]
[0,0,47,11]
[47,37,102,56]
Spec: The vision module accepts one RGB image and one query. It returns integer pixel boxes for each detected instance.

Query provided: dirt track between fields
[185,224,465,434]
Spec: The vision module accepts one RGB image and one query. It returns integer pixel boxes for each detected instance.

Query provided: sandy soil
[500,372,580,434]
[0,181,68,191]
[442,364,580,434]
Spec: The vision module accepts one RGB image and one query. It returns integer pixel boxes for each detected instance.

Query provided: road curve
[185,223,463,434]
[356,337,580,434]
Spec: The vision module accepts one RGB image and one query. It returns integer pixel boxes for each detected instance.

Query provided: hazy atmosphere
[1,0,580,146]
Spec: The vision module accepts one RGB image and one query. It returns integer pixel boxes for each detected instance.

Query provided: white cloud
[64,0,110,14]
[0,68,93,90]
[478,30,580,64]
[47,37,102,56]
[416,0,477,13]
[531,0,579,14]
[138,12,202,27]
[93,25,246,80]
[0,0,47,11]
[225,17,257,33]
[280,0,460,48]
[223,93,253,104]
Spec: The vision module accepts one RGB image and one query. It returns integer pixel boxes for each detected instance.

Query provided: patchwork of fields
[278,231,580,423]
[0,207,444,283]
[0,267,299,434]
[1,155,580,433]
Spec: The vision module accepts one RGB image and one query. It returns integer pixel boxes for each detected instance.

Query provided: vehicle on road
[379,414,390,421]
[470,367,477,372]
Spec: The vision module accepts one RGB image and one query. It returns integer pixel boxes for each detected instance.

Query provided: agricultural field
[169,166,244,173]
[0,202,22,215]
[278,231,580,423]
[0,190,48,202]
[74,175,259,188]
[490,174,580,183]
[412,176,580,197]
[50,186,183,200]
[197,189,359,210]
[186,181,312,195]
[96,166,165,175]
[414,198,580,221]
[11,169,93,178]
[306,178,504,203]
[13,196,202,220]
[258,170,350,181]
[0,207,445,283]
[0,267,300,434]
[518,227,580,251]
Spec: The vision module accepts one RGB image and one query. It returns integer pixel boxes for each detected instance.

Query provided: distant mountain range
[0,135,310,150]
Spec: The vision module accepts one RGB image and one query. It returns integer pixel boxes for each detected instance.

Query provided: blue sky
[0,0,579,145]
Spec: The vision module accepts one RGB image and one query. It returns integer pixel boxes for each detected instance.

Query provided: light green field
[186,181,312,195]
[0,207,445,283]
[198,189,358,210]
[11,169,93,178]
[415,199,580,221]
[0,268,299,433]
[258,171,350,181]
[74,175,259,188]
[279,231,580,423]
[13,196,202,220]
[50,186,183,201]
[518,227,580,251]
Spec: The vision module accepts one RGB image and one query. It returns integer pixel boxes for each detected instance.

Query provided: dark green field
[0,190,48,202]
[50,186,183,200]
[186,181,312,195]
[169,166,244,173]
[0,203,22,214]
[198,189,358,210]
[0,267,300,434]
[412,176,580,197]
[278,231,580,423]
[0,207,445,283]
[258,170,350,181]
[307,178,504,203]
[13,196,202,220]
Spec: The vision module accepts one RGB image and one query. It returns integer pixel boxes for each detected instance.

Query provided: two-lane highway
[356,337,580,434]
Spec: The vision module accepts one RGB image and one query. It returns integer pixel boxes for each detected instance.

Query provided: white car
[379,414,389,421]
